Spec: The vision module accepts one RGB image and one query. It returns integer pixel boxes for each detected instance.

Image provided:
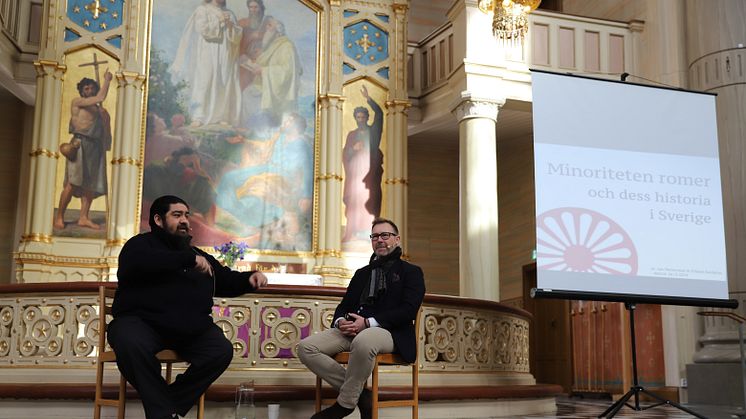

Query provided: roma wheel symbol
[536,207,638,275]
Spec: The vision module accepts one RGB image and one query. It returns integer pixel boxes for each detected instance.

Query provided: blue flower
[215,241,249,268]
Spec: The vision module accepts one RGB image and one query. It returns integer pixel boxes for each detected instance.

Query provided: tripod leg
[598,389,634,418]
[638,388,709,419]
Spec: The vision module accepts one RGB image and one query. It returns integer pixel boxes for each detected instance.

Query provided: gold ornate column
[18,60,66,260]
[314,0,347,283]
[383,100,409,240]
[383,1,411,253]
[315,94,347,282]
[452,96,504,302]
[103,0,153,262]
[16,0,151,282]
[105,71,146,257]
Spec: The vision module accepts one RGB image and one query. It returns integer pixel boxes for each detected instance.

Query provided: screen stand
[598,303,707,418]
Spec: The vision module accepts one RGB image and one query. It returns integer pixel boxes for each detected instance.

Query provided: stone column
[452,96,504,301]
[684,0,746,406]
[104,71,146,260]
[16,61,66,268]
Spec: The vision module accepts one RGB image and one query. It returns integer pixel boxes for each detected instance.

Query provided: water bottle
[235,380,256,419]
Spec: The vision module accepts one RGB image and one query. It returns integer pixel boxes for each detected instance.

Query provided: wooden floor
[519,396,743,419]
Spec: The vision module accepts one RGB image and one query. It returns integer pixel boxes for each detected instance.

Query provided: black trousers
[108,316,233,419]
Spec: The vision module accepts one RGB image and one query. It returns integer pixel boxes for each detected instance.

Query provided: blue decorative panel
[106,35,122,49]
[64,28,82,42]
[375,14,389,23]
[376,66,389,80]
[343,9,359,18]
[343,63,356,75]
[67,0,124,32]
[344,20,388,66]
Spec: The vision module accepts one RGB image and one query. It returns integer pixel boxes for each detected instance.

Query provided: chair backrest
[97,286,116,356]
[414,307,422,361]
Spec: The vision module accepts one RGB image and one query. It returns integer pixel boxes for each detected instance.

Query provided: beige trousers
[298,326,395,409]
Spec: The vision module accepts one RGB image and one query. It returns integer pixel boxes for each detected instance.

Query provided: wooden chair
[315,309,421,419]
[93,285,205,419]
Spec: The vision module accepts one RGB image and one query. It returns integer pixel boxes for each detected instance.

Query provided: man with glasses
[298,218,426,419]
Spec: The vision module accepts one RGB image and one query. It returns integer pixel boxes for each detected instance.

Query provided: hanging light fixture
[478,0,542,43]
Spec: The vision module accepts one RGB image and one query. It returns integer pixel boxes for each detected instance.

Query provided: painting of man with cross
[54,51,114,233]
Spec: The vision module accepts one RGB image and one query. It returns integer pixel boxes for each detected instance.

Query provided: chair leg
[412,364,419,419]
[371,361,379,419]
[93,360,105,419]
[118,374,127,419]
[197,393,205,419]
[315,376,322,412]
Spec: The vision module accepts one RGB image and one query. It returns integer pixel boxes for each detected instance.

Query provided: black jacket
[334,258,425,363]
[113,230,256,335]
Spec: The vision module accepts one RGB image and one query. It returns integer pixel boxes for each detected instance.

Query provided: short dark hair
[372,217,399,235]
[353,106,369,119]
[77,78,99,96]
[149,195,189,230]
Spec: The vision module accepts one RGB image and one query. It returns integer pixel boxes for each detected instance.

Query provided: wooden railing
[0,0,41,55]
[407,10,637,99]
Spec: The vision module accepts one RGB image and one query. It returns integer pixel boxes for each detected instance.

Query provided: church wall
[407,135,459,296]
[497,134,535,303]
[560,0,647,23]
[0,92,26,283]
[407,0,450,43]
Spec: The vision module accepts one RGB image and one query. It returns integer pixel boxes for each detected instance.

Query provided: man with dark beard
[298,218,425,419]
[109,195,267,419]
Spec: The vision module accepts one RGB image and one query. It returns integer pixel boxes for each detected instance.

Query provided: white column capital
[451,94,505,123]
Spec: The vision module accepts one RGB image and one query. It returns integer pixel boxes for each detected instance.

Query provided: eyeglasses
[369,232,398,240]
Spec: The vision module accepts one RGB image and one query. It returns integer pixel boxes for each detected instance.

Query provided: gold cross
[356,34,375,54]
[85,0,108,20]
[79,52,109,84]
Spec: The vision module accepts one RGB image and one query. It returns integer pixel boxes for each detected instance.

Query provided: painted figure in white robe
[242,16,301,126]
[171,0,242,127]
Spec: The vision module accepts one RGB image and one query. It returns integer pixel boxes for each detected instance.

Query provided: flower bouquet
[213,241,249,268]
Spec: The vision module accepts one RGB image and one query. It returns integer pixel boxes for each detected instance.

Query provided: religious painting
[142,0,319,252]
[53,48,118,239]
[341,80,387,252]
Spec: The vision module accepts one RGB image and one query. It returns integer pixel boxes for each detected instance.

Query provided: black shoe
[310,402,355,419]
[358,388,373,419]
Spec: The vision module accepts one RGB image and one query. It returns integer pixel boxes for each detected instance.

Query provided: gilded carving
[0,294,530,374]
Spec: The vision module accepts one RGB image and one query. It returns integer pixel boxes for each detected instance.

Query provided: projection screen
[531,70,733,306]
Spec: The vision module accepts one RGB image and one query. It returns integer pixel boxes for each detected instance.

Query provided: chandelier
[478,0,542,43]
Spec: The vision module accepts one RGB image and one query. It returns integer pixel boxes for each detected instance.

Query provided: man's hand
[361,84,369,100]
[337,318,357,337]
[339,313,366,337]
[103,69,113,82]
[249,271,268,288]
[194,255,214,277]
